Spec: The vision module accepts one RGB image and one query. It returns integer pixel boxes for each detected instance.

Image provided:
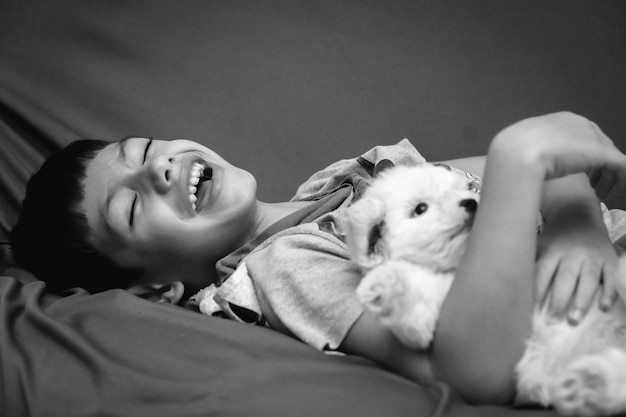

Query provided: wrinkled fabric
[0,273,447,417]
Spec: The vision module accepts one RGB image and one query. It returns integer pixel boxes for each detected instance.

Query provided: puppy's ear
[367,221,385,258]
[346,198,387,269]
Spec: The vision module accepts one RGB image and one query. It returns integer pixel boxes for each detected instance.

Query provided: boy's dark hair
[11,139,141,294]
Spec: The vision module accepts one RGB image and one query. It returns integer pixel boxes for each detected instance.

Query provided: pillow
[3,0,626,243]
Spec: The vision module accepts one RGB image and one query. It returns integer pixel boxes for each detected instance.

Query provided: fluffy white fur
[346,163,626,416]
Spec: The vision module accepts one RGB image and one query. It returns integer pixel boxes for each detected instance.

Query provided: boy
[12,112,626,404]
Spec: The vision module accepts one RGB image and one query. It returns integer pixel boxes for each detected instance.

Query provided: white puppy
[346,163,478,348]
[346,163,626,417]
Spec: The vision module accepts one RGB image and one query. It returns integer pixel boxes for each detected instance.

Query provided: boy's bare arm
[432,112,626,404]
[433,135,541,404]
[340,311,435,381]
[435,155,486,178]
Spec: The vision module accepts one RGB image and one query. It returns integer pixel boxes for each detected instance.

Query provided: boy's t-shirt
[192,139,464,350]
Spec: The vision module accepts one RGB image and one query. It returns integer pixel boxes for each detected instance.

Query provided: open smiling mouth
[188,162,213,213]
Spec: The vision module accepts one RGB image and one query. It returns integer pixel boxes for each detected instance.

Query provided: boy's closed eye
[129,138,153,227]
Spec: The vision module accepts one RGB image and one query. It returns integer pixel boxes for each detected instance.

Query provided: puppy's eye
[414,203,429,216]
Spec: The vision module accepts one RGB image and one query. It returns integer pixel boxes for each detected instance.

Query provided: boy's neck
[249,200,312,240]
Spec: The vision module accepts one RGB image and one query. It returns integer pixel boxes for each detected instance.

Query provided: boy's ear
[127,281,185,305]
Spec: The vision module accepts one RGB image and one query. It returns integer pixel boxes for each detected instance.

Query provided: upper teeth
[189,162,206,211]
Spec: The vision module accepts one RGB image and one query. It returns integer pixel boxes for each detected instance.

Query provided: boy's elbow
[452,367,517,405]
[431,342,519,405]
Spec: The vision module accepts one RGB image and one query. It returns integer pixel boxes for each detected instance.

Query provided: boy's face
[81,137,258,285]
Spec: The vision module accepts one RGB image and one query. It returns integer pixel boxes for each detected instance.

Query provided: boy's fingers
[587,169,602,190]
[548,266,580,317]
[600,263,618,311]
[614,167,626,194]
[592,169,616,200]
[535,257,558,305]
[589,160,626,199]
[567,262,599,325]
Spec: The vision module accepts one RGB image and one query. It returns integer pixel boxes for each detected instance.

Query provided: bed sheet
[0,265,565,417]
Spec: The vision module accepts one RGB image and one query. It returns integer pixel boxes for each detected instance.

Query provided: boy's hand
[494,112,626,323]
[535,224,618,324]
[493,112,626,198]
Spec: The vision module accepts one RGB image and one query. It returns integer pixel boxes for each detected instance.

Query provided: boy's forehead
[82,143,122,237]
[84,142,119,191]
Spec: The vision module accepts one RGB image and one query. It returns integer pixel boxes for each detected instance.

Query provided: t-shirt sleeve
[244,225,363,351]
[291,139,426,201]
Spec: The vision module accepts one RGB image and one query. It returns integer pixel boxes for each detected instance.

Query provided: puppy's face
[364,164,479,272]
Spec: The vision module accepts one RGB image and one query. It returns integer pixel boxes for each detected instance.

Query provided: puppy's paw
[551,356,610,417]
[357,261,436,349]
[356,263,405,317]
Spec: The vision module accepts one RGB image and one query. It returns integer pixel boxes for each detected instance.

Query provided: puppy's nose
[459,199,477,213]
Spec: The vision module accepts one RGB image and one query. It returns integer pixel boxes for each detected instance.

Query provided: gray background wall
[1,0,625,240]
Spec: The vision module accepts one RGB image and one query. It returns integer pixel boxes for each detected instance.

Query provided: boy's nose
[143,155,174,194]
[459,198,477,213]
